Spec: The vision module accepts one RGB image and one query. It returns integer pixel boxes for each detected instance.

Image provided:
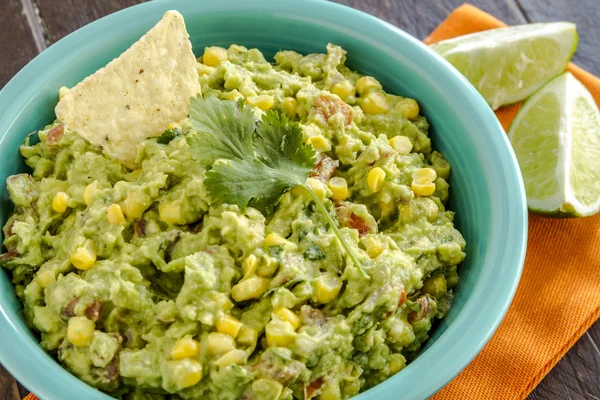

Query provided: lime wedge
[508,72,600,217]
[431,23,578,109]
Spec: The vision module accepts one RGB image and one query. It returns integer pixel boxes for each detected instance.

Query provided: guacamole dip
[1,43,465,400]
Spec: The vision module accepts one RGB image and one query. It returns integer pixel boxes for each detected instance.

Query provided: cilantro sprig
[187,95,366,277]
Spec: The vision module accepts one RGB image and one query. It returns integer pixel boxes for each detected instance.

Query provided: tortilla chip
[55,10,200,168]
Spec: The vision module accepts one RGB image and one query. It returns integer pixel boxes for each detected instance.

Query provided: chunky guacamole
[1,43,465,400]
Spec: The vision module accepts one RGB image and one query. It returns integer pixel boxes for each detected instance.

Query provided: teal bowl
[0,0,527,399]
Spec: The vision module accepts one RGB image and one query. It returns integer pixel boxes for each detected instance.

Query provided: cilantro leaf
[154,127,182,144]
[188,95,368,278]
[188,95,255,165]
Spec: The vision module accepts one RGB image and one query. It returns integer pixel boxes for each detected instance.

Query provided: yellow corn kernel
[169,360,203,389]
[242,254,259,277]
[361,92,390,115]
[355,76,382,95]
[106,203,126,225]
[214,349,246,367]
[422,275,448,298]
[332,81,355,101]
[307,135,331,152]
[207,332,236,355]
[59,86,70,99]
[367,167,386,193]
[203,46,228,67]
[83,181,99,207]
[171,336,200,360]
[367,241,383,259]
[67,316,95,347]
[397,98,420,119]
[216,315,243,339]
[328,177,348,201]
[71,239,96,271]
[411,181,436,197]
[282,97,298,116]
[306,177,328,200]
[412,168,437,184]
[247,95,275,111]
[123,191,149,219]
[231,276,269,302]
[223,90,243,101]
[389,136,413,155]
[274,307,300,330]
[320,381,341,400]
[257,257,279,277]
[263,233,287,248]
[36,270,54,288]
[236,326,258,347]
[265,319,296,347]
[433,159,451,181]
[52,191,70,213]
[159,201,183,225]
[313,274,343,304]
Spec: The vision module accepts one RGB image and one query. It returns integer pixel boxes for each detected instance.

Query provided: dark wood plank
[528,321,600,400]
[35,0,145,44]
[331,0,527,39]
[0,365,21,400]
[0,0,43,88]
[516,0,600,77]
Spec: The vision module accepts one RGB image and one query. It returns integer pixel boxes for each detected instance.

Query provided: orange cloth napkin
[22,4,600,400]
[425,4,600,400]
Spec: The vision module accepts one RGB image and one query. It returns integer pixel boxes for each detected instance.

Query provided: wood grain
[35,0,144,43]
[1,0,600,399]
[0,0,42,88]
[517,0,600,77]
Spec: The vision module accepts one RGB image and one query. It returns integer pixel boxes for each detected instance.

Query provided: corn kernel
[397,98,420,119]
[171,336,200,360]
[223,90,243,101]
[123,191,149,219]
[367,241,383,259]
[257,257,279,277]
[367,167,386,193]
[71,239,96,271]
[422,275,447,298]
[203,46,228,67]
[159,201,183,225]
[332,81,355,101]
[52,191,70,213]
[306,177,328,200]
[242,254,258,277]
[168,359,203,389]
[214,349,246,367]
[247,95,275,111]
[328,177,348,201]
[389,354,406,374]
[282,97,298,116]
[83,181,99,207]
[411,181,436,197]
[265,319,296,347]
[355,76,382,95]
[361,92,390,115]
[313,274,343,304]
[106,203,126,225]
[263,233,287,248]
[231,276,269,302]
[389,136,413,155]
[274,307,300,330]
[412,168,437,184]
[433,159,451,181]
[67,316,95,347]
[236,326,258,347]
[216,315,243,339]
[36,270,54,288]
[207,332,236,355]
[58,86,70,99]
[307,135,331,152]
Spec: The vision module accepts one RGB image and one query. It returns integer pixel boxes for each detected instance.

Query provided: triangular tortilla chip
[55,10,200,168]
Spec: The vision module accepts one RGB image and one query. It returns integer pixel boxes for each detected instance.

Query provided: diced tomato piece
[314,95,353,126]
[47,124,65,145]
[309,154,339,182]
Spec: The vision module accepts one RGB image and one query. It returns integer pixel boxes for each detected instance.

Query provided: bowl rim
[0,1,528,399]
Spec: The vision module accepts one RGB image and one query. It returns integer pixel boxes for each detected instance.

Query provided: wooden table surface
[1,0,599,399]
